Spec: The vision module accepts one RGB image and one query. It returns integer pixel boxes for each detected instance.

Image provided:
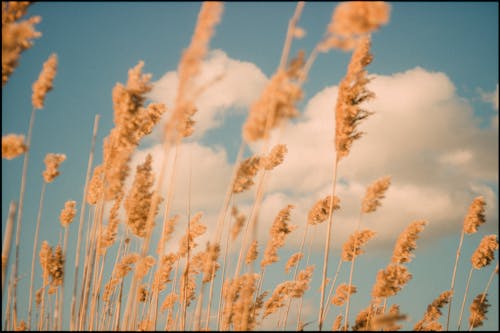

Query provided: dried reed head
[59,200,76,227]
[372,264,412,298]
[2,1,41,86]
[242,66,303,142]
[413,290,452,331]
[98,193,123,255]
[138,284,149,303]
[32,53,58,109]
[178,212,206,257]
[463,196,486,234]
[14,319,26,331]
[308,195,340,225]
[42,153,66,183]
[362,176,391,213]
[202,242,221,283]
[332,283,357,306]
[285,252,303,273]
[391,220,427,264]
[341,229,376,261]
[232,156,261,193]
[332,314,343,331]
[165,2,224,140]
[471,234,498,270]
[469,293,490,329]
[160,292,178,312]
[261,204,296,268]
[103,61,166,200]
[231,206,246,240]
[335,36,375,161]
[153,253,177,292]
[263,282,290,318]
[87,165,104,205]
[289,265,314,298]
[262,144,288,170]
[231,273,260,331]
[320,1,390,52]
[245,240,259,265]
[157,215,179,255]
[48,244,64,288]
[2,134,27,159]
[136,255,156,280]
[114,253,140,279]
[39,241,52,280]
[124,154,156,238]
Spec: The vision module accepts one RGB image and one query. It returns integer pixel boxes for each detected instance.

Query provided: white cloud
[146,49,268,140]
[479,83,499,111]
[130,58,497,255]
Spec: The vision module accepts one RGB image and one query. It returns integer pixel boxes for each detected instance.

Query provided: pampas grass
[2,2,498,332]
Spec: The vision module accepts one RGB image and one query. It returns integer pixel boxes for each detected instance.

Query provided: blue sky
[2,2,498,331]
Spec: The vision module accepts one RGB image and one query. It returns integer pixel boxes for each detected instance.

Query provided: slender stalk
[71,114,100,330]
[446,228,466,330]
[58,225,69,330]
[282,224,310,329]
[279,1,305,70]
[296,225,315,330]
[318,159,340,331]
[27,181,46,330]
[2,201,16,296]
[321,257,343,322]
[343,211,363,330]
[457,267,474,331]
[13,107,36,329]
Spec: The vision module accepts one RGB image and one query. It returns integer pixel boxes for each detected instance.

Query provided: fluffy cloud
[146,49,268,141]
[479,83,499,111]
[134,54,498,254]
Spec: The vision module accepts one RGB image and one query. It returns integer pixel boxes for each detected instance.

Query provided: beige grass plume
[362,176,391,213]
[59,200,76,227]
[2,1,41,86]
[98,193,123,254]
[2,134,27,160]
[32,53,58,109]
[42,153,66,183]
[124,154,157,238]
[341,229,376,261]
[245,240,259,265]
[157,215,179,255]
[285,252,303,273]
[153,253,177,292]
[463,196,486,234]
[414,290,453,331]
[262,144,288,170]
[48,244,64,288]
[201,242,220,283]
[242,52,304,142]
[232,155,261,193]
[261,204,296,268]
[165,2,224,139]
[468,293,490,329]
[471,235,498,270]
[308,195,340,225]
[320,1,391,52]
[332,283,357,306]
[391,220,427,264]
[334,36,375,161]
[178,212,206,257]
[86,165,104,205]
[231,206,246,240]
[136,255,156,280]
[372,264,412,298]
[102,61,166,200]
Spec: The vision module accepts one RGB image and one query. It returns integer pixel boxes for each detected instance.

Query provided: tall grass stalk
[27,181,47,330]
[70,114,100,330]
[2,201,16,296]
